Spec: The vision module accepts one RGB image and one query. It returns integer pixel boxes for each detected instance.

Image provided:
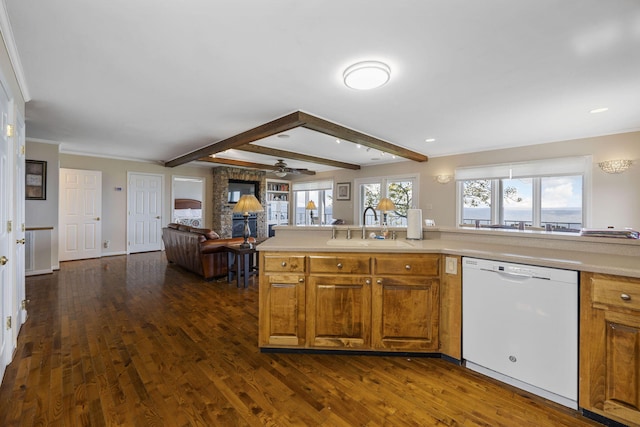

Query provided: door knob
[0,256,8,265]
[95,217,101,221]
[156,216,161,219]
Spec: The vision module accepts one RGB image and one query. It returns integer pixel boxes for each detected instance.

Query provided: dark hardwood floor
[0,252,601,426]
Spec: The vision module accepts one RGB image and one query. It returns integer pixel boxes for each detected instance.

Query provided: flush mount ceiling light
[343,61,391,90]
[598,159,632,174]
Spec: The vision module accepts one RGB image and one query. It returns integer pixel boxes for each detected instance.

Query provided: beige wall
[59,154,215,256]
[24,145,216,261]
[27,130,640,267]
[304,131,640,230]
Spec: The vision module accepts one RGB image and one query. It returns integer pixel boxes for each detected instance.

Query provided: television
[227,179,260,203]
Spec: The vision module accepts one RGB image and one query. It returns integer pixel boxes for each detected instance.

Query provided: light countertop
[257,226,640,278]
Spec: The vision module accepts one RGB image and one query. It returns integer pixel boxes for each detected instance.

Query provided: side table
[225,244,258,288]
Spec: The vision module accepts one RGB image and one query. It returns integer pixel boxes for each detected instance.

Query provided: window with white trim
[292,180,333,225]
[456,156,590,231]
[355,175,419,226]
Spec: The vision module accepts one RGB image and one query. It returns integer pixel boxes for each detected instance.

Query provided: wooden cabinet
[371,254,439,351]
[580,272,640,427]
[307,254,372,349]
[259,253,306,347]
[259,251,443,354]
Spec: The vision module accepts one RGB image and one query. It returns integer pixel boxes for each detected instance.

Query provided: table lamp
[376,197,396,226]
[232,194,264,248]
[306,200,317,225]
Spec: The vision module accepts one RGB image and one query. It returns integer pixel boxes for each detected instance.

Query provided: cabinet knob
[298,278,304,283]
[365,279,371,285]
[405,264,411,270]
[376,279,383,285]
[620,293,631,301]
[0,256,8,265]
[336,263,343,269]
[17,239,25,244]
[281,261,287,267]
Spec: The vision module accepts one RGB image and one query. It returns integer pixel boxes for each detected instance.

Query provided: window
[292,180,333,225]
[355,175,419,226]
[456,157,590,231]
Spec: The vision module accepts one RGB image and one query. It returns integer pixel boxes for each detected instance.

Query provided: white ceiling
[5,0,640,173]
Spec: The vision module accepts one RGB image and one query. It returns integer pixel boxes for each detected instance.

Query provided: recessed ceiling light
[590,107,609,114]
[343,61,391,90]
[356,144,362,148]
[425,138,436,143]
[336,139,341,144]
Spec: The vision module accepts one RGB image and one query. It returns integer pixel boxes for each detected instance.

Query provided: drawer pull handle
[337,263,343,269]
[298,278,304,283]
[405,264,411,270]
[376,279,383,285]
[620,293,631,301]
[281,261,287,267]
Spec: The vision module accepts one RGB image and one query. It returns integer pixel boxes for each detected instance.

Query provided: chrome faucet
[362,206,378,239]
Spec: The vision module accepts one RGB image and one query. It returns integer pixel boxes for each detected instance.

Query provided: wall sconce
[598,159,632,174]
[434,174,453,184]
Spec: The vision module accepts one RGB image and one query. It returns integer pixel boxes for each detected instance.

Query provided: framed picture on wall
[336,182,351,201]
[26,160,47,200]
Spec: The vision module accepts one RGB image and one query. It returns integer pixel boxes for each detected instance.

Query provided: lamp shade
[232,194,264,214]
[376,197,395,212]
[306,200,317,210]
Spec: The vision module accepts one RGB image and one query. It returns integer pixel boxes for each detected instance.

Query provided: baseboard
[25,268,53,276]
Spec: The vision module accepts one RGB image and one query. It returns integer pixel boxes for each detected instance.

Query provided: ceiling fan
[273,159,309,177]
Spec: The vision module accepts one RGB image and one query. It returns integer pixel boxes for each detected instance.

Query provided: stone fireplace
[212,167,267,238]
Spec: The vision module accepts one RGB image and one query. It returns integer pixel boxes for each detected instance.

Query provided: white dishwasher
[462,257,578,409]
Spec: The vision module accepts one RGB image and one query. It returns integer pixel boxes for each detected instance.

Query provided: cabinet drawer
[374,254,439,276]
[309,255,371,274]
[591,274,640,312]
[263,255,306,273]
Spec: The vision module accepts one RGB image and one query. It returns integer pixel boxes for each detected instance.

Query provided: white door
[0,81,12,376]
[128,173,163,253]
[13,112,26,328]
[59,168,102,261]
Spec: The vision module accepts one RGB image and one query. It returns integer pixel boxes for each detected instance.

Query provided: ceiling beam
[165,110,428,167]
[197,156,316,175]
[298,112,428,162]
[237,144,360,170]
[165,112,304,167]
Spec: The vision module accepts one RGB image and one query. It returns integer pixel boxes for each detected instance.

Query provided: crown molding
[0,0,31,101]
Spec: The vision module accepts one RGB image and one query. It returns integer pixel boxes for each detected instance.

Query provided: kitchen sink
[325,239,415,248]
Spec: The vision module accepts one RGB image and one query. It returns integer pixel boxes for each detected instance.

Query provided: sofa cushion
[178,224,191,232]
[167,223,180,229]
[190,228,220,240]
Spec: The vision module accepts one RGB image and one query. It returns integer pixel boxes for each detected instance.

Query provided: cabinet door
[371,276,439,351]
[259,274,306,347]
[580,272,640,427]
[307,275,371,349]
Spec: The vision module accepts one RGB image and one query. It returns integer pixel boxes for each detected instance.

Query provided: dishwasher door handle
[480,267,533,280]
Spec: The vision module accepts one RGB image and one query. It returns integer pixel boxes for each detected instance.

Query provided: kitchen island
[257,225,640,426]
